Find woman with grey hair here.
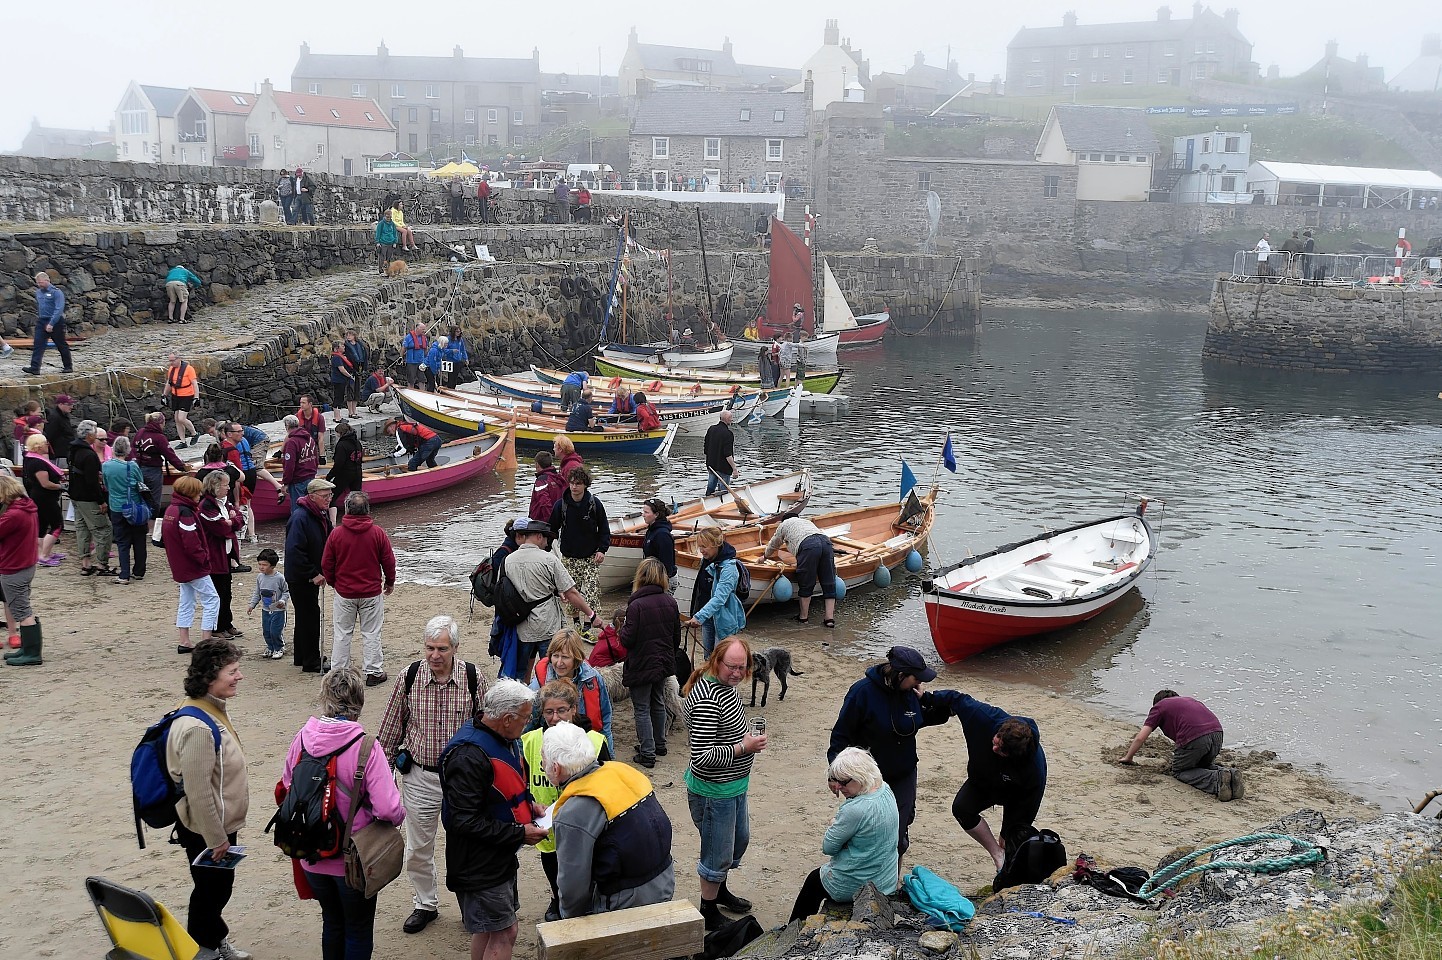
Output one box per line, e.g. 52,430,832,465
280,666,405,959
102,435,148,584
199,469,243,641
787,747,900,921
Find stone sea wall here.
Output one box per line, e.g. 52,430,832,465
1205,277,1442,372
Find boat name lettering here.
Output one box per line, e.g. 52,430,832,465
957,600,1008,613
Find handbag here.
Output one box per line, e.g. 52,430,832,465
122,466,152,526
342,737,405,898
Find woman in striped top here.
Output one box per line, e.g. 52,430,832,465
682,636,768,929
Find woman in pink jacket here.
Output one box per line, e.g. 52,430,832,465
280,667,405,960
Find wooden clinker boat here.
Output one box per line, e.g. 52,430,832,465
396,387,674,454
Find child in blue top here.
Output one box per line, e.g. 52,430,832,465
248,548,290,659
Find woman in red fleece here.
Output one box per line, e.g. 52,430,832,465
164,475,221,654
0,475,42,665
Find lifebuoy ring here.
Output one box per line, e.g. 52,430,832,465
559,277,577,299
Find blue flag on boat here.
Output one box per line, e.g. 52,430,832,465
900,460,917,502
942,433,957,473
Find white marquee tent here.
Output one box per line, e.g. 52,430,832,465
1246,161,1442,208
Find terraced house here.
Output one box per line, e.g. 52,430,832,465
629,90,812,192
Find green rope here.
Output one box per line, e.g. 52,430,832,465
1136,832,1327,900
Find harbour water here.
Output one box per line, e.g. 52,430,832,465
379,308,1442,810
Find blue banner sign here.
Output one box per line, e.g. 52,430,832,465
1146,103,1299,117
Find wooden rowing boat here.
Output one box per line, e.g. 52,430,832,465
671,492,935,611
599,339,735,368
594,354,842,395
396,387,674,454
529,367,792,417
473,373,764,433
921,508,1158,663
600,470,813,594
250,428,513,523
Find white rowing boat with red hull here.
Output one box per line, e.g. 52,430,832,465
922,507,1158,663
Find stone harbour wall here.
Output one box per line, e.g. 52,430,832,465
0,224,612,334
1205,277,1442,372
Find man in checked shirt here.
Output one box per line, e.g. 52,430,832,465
377,614,485,935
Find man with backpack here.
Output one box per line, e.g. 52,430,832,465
500,517,601,680
375,614,485,935
528,452,566,529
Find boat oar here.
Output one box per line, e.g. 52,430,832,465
708,469,755,517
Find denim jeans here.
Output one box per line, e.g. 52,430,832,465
261,609,286,652
687,790,750,883
406,435,442,471
303,870,378,960
288,481,313,512
704,469,731,497
630,682,668,759
109,510,148,580
701,620,719,657
177,576,220,630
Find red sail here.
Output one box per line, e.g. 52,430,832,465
761,218,813,339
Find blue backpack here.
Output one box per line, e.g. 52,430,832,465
130,706,222,849
902,865,976,932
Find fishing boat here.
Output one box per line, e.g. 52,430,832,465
396,387,675,454
469,375,761,434
671,492,935,611
600,470,813,594
594,354,843,395
529,366,793,417
921,507,1158,663
249,427,514,523
751,220,890,348
598,339,735,369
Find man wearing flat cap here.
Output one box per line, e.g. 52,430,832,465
497,516,601,680
828,645,954,857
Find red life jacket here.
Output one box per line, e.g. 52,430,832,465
534,658,604,727
636,403,660,431
399,422,437,443
408,328,429,350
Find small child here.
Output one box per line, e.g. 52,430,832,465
587,608,628,668
248,548,289,659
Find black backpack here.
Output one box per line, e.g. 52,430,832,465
266,733,363,864
493,572,551,627
729,558,752,602
993,827,1067,891
405,660,480,717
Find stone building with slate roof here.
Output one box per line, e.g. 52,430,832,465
618,28,801,97
1036,105,1159,201
628,89,812,192
291,42,541,154
1008,4,1254,96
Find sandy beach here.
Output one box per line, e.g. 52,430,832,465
0,524,1374,960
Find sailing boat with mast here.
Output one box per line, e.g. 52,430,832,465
821,259,890,347
748,219,888,352
597,213,734,369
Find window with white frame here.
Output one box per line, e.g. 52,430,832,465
1088,152,1102,161
653,136,670,159
766,139,783,161
1101,72,1110,83
1123,68,1134,83
917,171,931,190
1117,155,1130,162
1220,175,1237,191
487,134,498,146
392,84,405,98
1134,155,1147,162
431,108,441,122
704,137,721,160
1124,45,1135,58
1026,72,1044,88
249,134,260,153
120,94,149,135
316,143,325,155
1091,46,1100,58
512,136,522,147
1103,46,1112,58
773,110,785,122
308,82,320,95
180,147,187,164
351,83,365,97
200,148,207,164
1164,43,1176,57
390,107,400,122
294,105,306,116
426,83,439,99
1104,154,1116,162
1158,70,1170,83
1067,47,1078,61
739,108,751,121
513,110,523,123
123,142,129,156
488,109,498,123
465,108,476,122
1192,63,1207,79
1043,175,1059,198
331,109,341,119
273,136,283,149
408,107,418,123
1224,136,1240,152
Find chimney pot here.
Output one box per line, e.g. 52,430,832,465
1062,11,1078,27
1157,5,1171,21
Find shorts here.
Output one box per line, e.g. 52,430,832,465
457,875,519,933
169,395,196,413
166,280,189,304
793,533,836,599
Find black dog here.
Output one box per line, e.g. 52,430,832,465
750,646,804,707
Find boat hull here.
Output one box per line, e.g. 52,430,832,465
474,374,763,432
600,341,734,368
594,355,842,395
837,313,890,347
738,332,839,363
251,430,510,523
921,512,1156,663
396,388,671,453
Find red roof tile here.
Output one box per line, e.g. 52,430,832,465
270,91,395,131
191,88,257,116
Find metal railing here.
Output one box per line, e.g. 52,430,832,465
1229,251,1442,288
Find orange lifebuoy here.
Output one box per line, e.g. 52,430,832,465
648,380,663,392
607,376,622,390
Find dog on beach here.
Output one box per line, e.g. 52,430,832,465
386,259,408,277
751,646,803,707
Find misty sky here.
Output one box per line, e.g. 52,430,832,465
8,0,1438,149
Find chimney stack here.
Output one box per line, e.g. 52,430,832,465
1157,5,1171,21
1325,40,1339,59
1062,11,1078,27
378,41,388,59
914,51,925,68
824,19,839,46
1357,53,1369,68
453,45,464,59
1223,7,1239,26
722,36,733,58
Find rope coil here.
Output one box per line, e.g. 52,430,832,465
1135,832,1327,900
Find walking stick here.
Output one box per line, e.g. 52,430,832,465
319,583,330,672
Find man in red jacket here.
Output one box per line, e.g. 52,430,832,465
281,414,319,511
321,491,396,685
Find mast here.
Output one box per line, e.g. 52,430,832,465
599,212,628,346
697,208,716,331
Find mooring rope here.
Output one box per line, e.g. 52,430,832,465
891,256,967,338
1135,832,1327,900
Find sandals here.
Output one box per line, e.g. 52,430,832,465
793,616,809,624
824,619,836,629
80,566,96,577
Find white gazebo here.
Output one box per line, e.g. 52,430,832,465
1245,161,1442,209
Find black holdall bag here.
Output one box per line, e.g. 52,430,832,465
993,827,1067,891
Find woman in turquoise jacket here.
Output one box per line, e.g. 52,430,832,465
789,747,900,921
374,209,399,274
685,528,746,656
